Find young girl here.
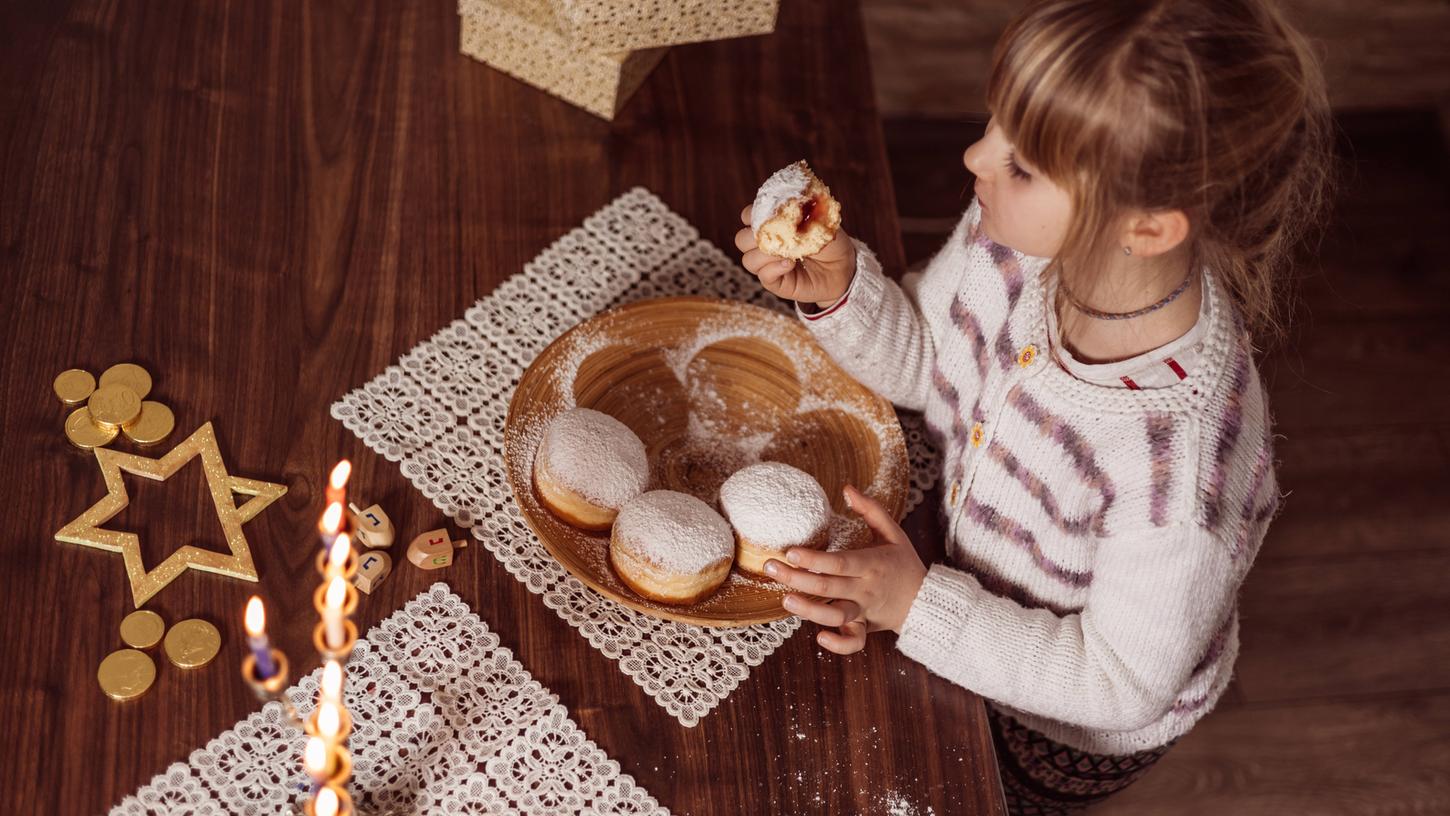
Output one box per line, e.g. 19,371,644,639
734,1,1332,812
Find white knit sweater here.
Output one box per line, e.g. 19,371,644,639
799,201,1277,755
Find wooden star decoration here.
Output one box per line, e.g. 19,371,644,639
55,421,287,608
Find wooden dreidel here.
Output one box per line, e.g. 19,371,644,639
354,550,392,595
348,502,395,549
406,528,468,570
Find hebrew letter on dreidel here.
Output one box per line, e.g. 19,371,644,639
355,550,393,594
348,502,395,549
407,529,454,570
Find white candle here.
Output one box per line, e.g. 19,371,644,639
321,660,343,707
323,577,347,649
304,735,330,785
314,787,339,816
325,532,351,579
317,700,342,743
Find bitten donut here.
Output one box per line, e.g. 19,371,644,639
610,490,735,606
532,407,649,531
718,462,830,577
750,160,843,260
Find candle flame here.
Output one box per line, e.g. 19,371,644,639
327,532,351,573
318,701,342,739
304,736,329,775
325,576,348,610
321,660,343,700
244,597,265,636
314,787,339,816
320,502,344,535
328,460,352,491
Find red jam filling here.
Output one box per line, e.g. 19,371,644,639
796,196,821,233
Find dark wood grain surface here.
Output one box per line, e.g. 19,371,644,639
0,1,1004,813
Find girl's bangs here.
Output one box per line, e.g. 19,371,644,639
984,3,1138,189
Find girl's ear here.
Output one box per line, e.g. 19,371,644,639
1121,209,1190,257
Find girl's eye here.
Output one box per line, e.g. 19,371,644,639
1005,151,1031,182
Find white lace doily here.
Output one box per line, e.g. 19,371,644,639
110,583,668,816
329,187,941,726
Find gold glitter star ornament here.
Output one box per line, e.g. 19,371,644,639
55,422,287,607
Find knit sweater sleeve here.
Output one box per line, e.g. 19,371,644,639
895,523,1241,731
793,235,941,412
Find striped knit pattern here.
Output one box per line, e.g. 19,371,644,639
1146,413,1177,527
1006,387,1116,537
964,497,1093,589
985,440,1097,536
799,201,1278,756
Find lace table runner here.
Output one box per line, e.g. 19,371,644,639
111,583,668,815
330,187,941,726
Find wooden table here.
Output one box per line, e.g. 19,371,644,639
0,1,1005,813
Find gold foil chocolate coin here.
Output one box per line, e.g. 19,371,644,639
122,401,176,446
99,363,153,400
88,384,142,429
65,407,118,449
119,609,166,649
164,618,221,669
53,369,96,405
98,648,156,701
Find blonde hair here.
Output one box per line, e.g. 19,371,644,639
986,0,1333,341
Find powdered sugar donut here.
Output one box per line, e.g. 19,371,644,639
750,160,842,260
610,490,735,605
533,408,649,531
718,462,830,576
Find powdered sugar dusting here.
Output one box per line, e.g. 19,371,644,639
797,393,904,496
551,327,620,405
537,408,648,507
663,315,824,386
614,490,734,573
507,298,911,612
720,462,829,550
750,160,812,235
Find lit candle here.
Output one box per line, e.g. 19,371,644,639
325,532,352,579
317,700,342,743
304,735,331,790
321,660,343,707
314,786,340,816
243,596,277,680
325,460,351,506
318,501,344,554
323,576,347,649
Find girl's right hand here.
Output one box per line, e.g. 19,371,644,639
734,205,857,308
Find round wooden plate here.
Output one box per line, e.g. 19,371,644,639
503,296,909,627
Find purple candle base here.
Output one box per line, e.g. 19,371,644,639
248,636,278,680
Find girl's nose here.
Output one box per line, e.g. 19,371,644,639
963,140,987,178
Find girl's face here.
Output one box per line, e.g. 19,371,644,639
963,119,1074,258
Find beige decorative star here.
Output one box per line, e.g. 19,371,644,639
55,421,287,608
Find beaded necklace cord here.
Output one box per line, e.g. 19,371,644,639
1060,270,1195,321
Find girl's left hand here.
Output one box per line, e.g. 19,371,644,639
764,484,928,654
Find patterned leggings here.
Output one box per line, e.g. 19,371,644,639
987,705,1175,815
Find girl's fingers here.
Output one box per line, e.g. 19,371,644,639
785,546,859,576
818,620,867,655
741,249,788,278
844,484,910,547
763,559,856,600
734,227,757,253
740,204,753,226
783,594,861,628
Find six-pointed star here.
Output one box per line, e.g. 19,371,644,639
55,421,287,607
